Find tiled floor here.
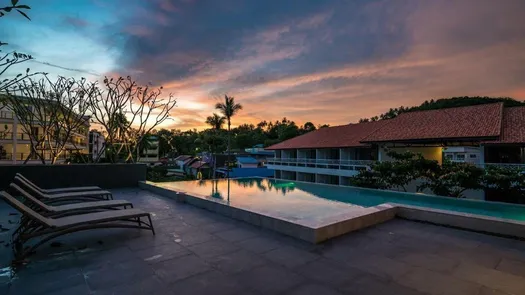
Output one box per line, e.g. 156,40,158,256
1,188,525,295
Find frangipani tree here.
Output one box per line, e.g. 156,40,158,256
5,76,95,164
87,76,176,163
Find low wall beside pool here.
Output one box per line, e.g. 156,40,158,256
0,164,147,190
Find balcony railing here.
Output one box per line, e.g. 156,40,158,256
267,158,373,170
0,111,14,119
481,163,525,170
0,132,32,140
0,152,69,161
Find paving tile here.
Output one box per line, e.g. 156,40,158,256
340,273,426,295
235,265,305,295
187,239,240,259
155,218,196,235
496,257,525,277
92,275,169,295
84,259,155,291
294,258,364,287
286,283,343,295
324,247,413,281
478,286,513,295
133,243,191,264
207,249,267,274
214,227,259,242
453,262,525,295
199,220,238,233
0,283,8,295
264,246,320,268
235,236,284,254
41,283,91,295
125,233,176,251
76,246,141,271
171,270,247,295
397,267,482,295
436,247,502,268
9,271,85,295
477,243,525,264
152,254,212,285
393,252,459,273
171,230,217,247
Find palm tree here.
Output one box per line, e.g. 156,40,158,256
205,113,226,178
215,95,243,178
205,113,226,130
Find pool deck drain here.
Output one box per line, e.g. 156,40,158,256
140,181,525,243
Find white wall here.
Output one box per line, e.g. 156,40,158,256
379,146,443,164
267,163,360,177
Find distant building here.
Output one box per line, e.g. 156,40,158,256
139,135,160,163
189,160,210,178
88,130,105,161
243,144,275,166
267,103,525,187
0,101,89,164
236,156,259,168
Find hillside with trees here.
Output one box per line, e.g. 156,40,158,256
359,96,525,122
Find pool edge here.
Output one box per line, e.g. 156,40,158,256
139,181,525,243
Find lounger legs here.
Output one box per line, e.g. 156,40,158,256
12,215,156,260
147,215,155,235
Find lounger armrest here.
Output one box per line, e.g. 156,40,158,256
50,190,112,198
44,186,103,194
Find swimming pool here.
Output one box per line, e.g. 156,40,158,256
157,177,525,221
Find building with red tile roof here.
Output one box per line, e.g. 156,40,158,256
486,106,525,145
266,102,525,187
266,120,389,150
361,103,504,144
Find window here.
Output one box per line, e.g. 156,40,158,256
445,154,453,160
456,154,465,160
469,154,477,159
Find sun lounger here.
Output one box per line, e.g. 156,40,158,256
10,183,133,218
16,173,104,193
1,191,154,259
14,176,113,203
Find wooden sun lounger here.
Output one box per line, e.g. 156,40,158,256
10,183,133,218
16,173,103,193
1,191,154,259
14,176,113,203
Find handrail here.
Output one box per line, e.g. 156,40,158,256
267,158,373,166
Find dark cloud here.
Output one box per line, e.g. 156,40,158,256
110,0,411,85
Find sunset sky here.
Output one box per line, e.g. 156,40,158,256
2,0,525,130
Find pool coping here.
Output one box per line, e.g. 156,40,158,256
139,181,525,243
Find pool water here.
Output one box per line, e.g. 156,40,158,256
158,178,525,221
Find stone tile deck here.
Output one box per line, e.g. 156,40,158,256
1,188,525,295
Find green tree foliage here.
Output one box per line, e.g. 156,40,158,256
418,161,485,198
0,0,31,20
359,96,525,122
351,150,439,192
152,116,324,158
483,165,525,202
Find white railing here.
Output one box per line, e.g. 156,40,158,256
482,163,525,170
267,158,374,167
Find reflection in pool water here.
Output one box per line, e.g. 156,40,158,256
162,178,525,221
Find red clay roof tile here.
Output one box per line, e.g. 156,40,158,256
266,120,389,150
487,106,525,144
361,103,503,143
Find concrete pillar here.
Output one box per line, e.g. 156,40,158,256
12,114,17,164
479,145,485,166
